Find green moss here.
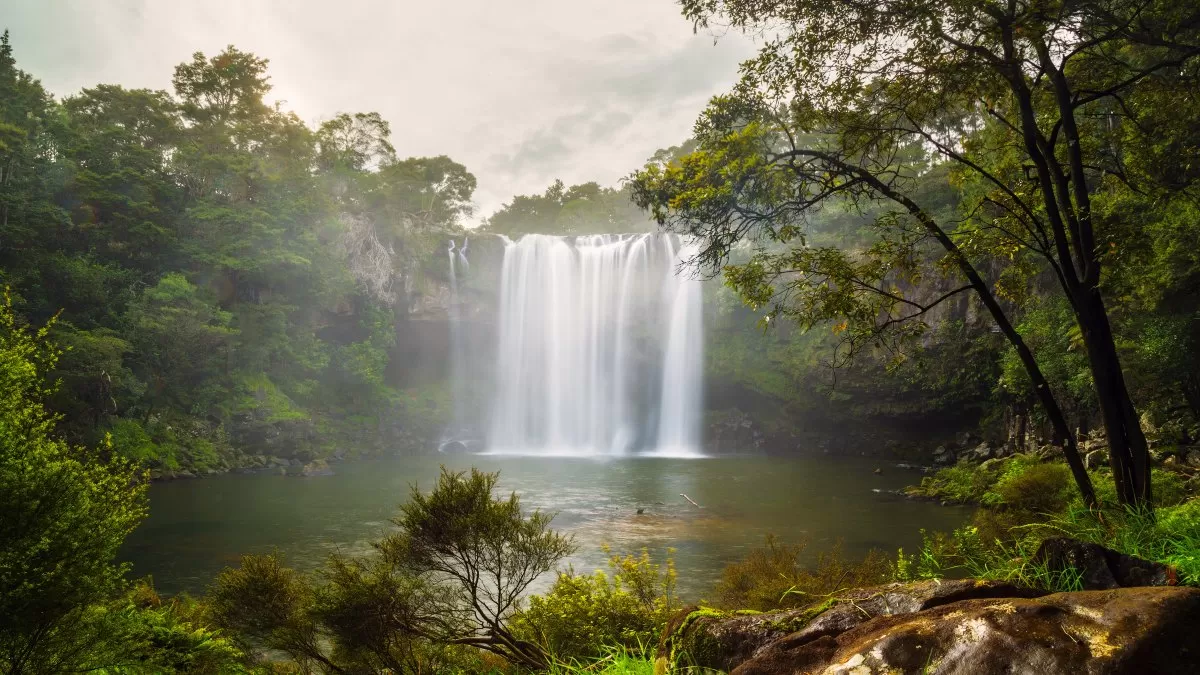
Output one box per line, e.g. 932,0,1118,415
664,607,728,669
765,596,839,634
906,461,1003,504
232,373,308,423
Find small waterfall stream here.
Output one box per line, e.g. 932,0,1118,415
444,238,472,446
486,233,704,456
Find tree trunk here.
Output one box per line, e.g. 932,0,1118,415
1075,287,1152,507
1015,403,1027,451
839,159,1099,508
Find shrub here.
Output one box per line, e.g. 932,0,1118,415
379,467,576,670
206,553,334,672
514,548,677,661
981,457,1071,514
1086,467,1191,508
714,536,892,611
108,418,161,464
0,292,149,673
208,468,576,672
112,580,249,673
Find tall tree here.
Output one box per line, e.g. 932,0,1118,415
60,85,183,274
483,179,652,237
635,0,1200,507
317,111,397,173
0,31,65,268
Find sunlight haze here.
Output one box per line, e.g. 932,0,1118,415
5,0,755,220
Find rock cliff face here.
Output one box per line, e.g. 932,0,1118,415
659,579,1200,674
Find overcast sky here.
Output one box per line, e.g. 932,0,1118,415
5,1,756,223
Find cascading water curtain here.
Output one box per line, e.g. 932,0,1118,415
488,233,704,456
444,239,472,444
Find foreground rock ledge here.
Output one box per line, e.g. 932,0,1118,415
658,580,1200,674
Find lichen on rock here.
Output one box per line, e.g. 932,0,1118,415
657,581,1200,674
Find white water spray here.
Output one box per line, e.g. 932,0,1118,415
487,233,704,457
445,239,470,441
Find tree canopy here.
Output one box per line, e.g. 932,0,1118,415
634,0,1200,507
0,35,479,474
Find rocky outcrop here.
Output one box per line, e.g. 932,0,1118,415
708,408,766,453
659,580,1040,672
659,581,1200,674
930,435,1019,466
284,458,333,477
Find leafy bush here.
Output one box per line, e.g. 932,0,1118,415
0,292,149,673
111,580,249,673
713,536,892,611
208,468,576,672
1087,467,1191,508
514,548,677,661
108,418,163,465
982,458,1071,514
206,553,333,671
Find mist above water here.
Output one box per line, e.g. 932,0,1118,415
486,233,704,457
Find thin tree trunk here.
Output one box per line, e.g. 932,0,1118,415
1016,403,1027,450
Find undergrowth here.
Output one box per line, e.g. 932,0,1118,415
899,452,1200,592
513,548,678,662
713,535,892,611
905,496,1200,591
543,644,655,675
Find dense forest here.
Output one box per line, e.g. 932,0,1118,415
0,34,484,476
4,0,1200,671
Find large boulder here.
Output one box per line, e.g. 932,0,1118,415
660,582,1200,674
659,580,1041,672
1034,537,1173,589
931,445,954,466
960,441,996,463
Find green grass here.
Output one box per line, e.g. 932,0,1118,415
545,644,657,675
1041,502,1200,584
913,498,1200,591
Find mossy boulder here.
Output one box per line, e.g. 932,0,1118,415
660,582,1200,674
658,579,1036,671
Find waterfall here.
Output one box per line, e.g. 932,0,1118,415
487,233,704,457
656,241,704,455
444,239,471,445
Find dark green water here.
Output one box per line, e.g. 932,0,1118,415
122,454,968,599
